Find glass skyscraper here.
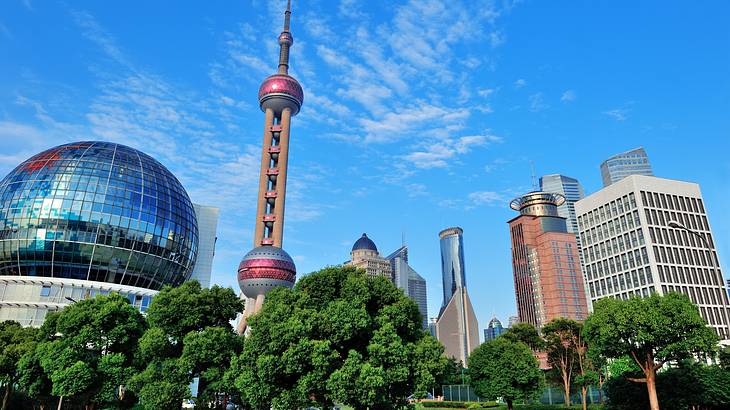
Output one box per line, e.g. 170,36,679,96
190,204,219,289
483,317,505,342
385,245,428,329
600,147,654,187
439,227,466,309
540,174,585,236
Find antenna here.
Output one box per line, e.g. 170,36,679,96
529,160,538,191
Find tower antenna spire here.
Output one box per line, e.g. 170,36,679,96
530,160,538,191
277,0,294,74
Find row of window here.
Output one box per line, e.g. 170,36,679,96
644,208,709,233
578,192,636,230
652,245,716,268
584,246,650,280
580,210,641,248
588,266,653,298
583,228,645,264
658,265,723,287
649,226,714,249
640,190,705,214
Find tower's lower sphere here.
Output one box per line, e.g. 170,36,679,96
237,246,296,298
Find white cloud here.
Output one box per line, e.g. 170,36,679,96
468,191,505,206
603,108,629,121
404,133,501,169
561,90,576,102
529,92,548,112
514,78,527,88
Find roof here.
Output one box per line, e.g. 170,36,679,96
352,233,378,252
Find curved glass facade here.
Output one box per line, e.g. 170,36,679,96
0,141,198,290
439,228,466,308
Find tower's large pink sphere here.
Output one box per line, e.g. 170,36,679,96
258,74,303,115
237,246,296,298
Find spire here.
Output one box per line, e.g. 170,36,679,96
277,0,294,75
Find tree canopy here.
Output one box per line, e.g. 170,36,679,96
502,322,543,351
584,292,718,410
0,321,38,410
468,337,542,410
226,265,448,410
130,281,243,410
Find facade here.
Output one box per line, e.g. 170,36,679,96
540,174,585,236
575,175,730,340
483,316,506,342
237,1,303,334
600,147,653,187
385,245,428,329
190,204,219,288
0,141,198,326
508,192,588,331
348,233,393,279
508,315,519,328
435,227,479,364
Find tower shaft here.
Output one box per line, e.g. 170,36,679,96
253,107,293,248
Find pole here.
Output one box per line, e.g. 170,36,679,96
57,396,63,410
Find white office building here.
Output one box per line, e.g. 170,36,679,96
576,175,730,340
191,204,219,288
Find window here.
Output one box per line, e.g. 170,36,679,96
40,285,51,297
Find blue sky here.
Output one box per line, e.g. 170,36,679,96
1,0,729,334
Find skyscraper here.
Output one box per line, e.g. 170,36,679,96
435,227,479,365
191,204,219,289
539,174,585,236
483,317,506,342
600,147,654,187
508,192,588,331
236,1,302,335
575,175,730,340
385,245,428,329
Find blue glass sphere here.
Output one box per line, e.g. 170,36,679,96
0,141,198,290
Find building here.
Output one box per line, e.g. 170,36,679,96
0,141,199,326
348,233,393,279
540,174,585,237
190,204,219,288
236,2,302,334
435,227,479,365
483,316,506,342
508,315,519,328
508,192,588,331
575,175,730,340
385,245,428,329
600,147,653,187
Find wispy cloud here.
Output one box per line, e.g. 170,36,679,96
603,107,629,121
468,191,506,207
514,78,527,88
561,90,576,102
529,92,548,112
405,134,502,169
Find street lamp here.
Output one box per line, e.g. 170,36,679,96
64,296,77,304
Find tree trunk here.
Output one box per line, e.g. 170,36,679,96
56,396,63,410
2,382,10,410
507,398,513,410
563,374,571,406
646,368,660,410
581,386,587,410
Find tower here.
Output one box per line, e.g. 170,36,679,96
435,227,479,364
237,0,303,334
508,192,588,331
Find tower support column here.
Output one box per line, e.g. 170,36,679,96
272,107,291,247
254,108,276,246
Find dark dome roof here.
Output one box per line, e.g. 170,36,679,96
488,317,503,328
352,233,377,252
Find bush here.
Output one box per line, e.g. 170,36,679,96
419,401,499,408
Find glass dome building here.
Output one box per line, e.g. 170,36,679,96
0,141,198,326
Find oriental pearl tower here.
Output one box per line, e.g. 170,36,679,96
236,0,303,335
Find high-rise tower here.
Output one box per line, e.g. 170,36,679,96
236,0,303,334
435,227,479,365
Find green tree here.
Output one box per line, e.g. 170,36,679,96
130,281,243,410
0,321,38,410
31,293,146,410
16,348,54,409
584,292,718,410
542,318,580,406
468,337,543,410
226,265,447,410
719,345,730,370
502,322,543,351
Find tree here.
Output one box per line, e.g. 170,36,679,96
468,337,543,410
31,293,147,410
584,292,718,410
17,348,54,410
130,281,243,410
502,322,543,351
719,345,730,370
0,321,38,410
542,318,580,406
226,265,448,410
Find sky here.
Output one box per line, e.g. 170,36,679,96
1,0,729,336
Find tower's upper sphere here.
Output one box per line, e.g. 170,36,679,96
238,246,296,298
258,74,304,116
0,141,198,289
